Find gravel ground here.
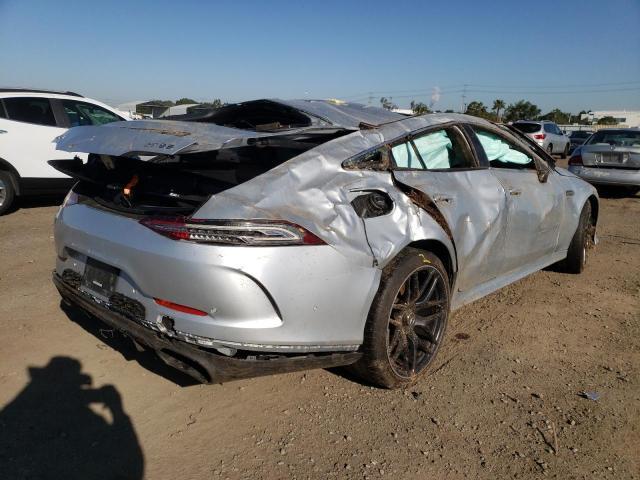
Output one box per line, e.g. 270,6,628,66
0,166,638,479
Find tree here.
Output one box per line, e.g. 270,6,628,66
410,100,431,115
492,99,506,121
465,101,496,120
540,108,571,124
380,97,397,111
503,100,541,122
597,116,618,125
175,98,197,105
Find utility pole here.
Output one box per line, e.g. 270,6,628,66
461,83,468,113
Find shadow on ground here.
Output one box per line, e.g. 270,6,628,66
0,356,144,480
595,185,639,199
61,302,199,387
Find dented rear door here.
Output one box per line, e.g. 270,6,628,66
390,126,509,293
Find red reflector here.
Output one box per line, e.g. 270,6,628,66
154,298,208,316
533,133,546,140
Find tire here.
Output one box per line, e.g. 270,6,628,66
351,248,450,389
547,143,554,155
563,202,593,274
0,171,16,216
561,143,569,159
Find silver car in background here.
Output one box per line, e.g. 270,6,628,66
569,128,640,194
513,120,570,158
50,101,599,388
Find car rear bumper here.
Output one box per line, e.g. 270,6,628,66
568,165,640,187
54,204,379,351
53,272,361,383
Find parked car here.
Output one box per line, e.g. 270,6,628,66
50,100,598,388
512,120,570,158
568,128,640,194
567,130,594,154
0,88,127,215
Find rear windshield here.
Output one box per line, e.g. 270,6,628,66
586,130,640,147
570,131,592,139
512,122,541,134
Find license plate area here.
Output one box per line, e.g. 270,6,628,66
595,153,623,164
81,258,119,300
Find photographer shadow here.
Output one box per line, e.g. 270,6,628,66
0,356,144,480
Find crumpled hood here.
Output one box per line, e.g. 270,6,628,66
54,119,338,157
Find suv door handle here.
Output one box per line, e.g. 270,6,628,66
0,129,7,134
509,189,522,196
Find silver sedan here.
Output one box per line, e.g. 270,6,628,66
50,100,599,388
568,128,640,194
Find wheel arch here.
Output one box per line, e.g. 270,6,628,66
0,157,21,195
405,239,456,288
586,194,599,226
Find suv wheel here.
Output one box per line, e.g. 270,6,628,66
547,144,553,155
561,143,569,159
0,171,17,216
352,248,450,388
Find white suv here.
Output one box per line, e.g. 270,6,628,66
0,89,128,215
512,120,570,158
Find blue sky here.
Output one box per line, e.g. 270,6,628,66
1,0,639,113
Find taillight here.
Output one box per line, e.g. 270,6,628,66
533,133,546,140
569,153,583,166
154,298,208,316
139,217,325,246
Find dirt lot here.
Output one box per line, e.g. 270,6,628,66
1,165,638,479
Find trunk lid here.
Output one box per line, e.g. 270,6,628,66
580,144,640,168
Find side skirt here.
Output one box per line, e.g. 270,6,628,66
451,250,567,311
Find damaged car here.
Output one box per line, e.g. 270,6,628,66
50,99,599,388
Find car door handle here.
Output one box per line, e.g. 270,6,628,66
433,194,454,204
0,129,7,134
565,190,575,197
508,189,522,196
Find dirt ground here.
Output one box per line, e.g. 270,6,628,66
1,162,638,479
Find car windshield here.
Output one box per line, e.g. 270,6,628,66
586,130,640,147
570,131,592,139
512,122,540,134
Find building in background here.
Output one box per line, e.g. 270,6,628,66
115,101,200,119
580,110,640,127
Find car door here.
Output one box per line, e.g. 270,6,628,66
0,97,70,179
390,124,510,293
467,126,564,273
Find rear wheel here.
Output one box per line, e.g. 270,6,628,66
561,143,569,159
0,171,16,216
563,202,593,274
547,143,554,155
352,248,450,389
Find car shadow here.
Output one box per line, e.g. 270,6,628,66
17,193,67,210
0,356,144,479
595,185,639,199
61,301,199,387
